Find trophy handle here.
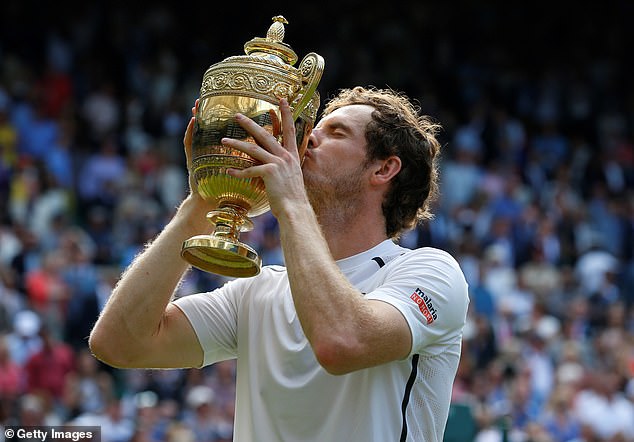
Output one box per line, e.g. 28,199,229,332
291,52,325,120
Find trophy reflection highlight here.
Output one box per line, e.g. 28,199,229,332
181,16,324,278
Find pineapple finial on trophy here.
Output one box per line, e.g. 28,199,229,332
244,15,297,65
267,16,288,42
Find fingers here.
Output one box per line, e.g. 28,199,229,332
231,99,297,155
184,101,199,193
231,113,283,155
221,98,302,178
270,108,282,139
221,136,277,164
280,99,297,154
184,99,199,150
192,98,199,117
226,163,271,180
183,116,195,156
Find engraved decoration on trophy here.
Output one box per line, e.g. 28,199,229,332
181,16,324,278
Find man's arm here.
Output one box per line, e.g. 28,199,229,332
223,101,412,375
279,203,413,375
89,112,210,369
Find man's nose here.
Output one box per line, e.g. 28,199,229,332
307,129,319,149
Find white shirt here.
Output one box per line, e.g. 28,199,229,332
574,389,634,439
175,239,469,442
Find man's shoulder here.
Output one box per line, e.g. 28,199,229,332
202,265,288,299
247,264,289,287
384,246,468,294
262,264,287,274
229,264,287,283
390,246,461,269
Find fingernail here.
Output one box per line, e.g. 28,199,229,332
235,113,244,120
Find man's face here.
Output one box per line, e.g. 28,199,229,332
301,104,374,214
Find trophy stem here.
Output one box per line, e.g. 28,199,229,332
207,205,254,242
181,204,261,278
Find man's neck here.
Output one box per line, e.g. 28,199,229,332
318,211,389,261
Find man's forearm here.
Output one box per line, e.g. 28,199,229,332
278,202,372,372
278,199,412,374
89,195,212,364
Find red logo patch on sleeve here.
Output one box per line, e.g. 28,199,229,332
410,288,438,324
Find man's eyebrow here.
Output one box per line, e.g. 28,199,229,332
322,120,353,134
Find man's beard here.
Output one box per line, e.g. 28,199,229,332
303,163,367,227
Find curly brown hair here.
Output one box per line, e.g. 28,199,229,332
322,86,442,239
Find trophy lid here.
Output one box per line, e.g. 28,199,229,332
244,16,298,66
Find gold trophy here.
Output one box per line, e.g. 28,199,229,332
181,16,324,278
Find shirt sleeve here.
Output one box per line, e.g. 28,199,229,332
172,277,252,367
365,248,469,357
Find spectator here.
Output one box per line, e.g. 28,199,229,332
5,309,42,367
63,348,114,418
573,369,634,440
100,399,136,442
183,385,231,442
25,326,75,402
0,265,25,332
77,136,127,211
81,81,121,143
0,334,22,399
24,249,71,331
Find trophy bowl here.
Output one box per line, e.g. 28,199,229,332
181,16,324,278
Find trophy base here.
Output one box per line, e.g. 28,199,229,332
181,235,261,278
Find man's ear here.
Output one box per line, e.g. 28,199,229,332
370,155,401,185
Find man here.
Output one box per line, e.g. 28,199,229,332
89,86,469,441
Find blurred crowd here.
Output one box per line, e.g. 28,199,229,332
1,2,633,441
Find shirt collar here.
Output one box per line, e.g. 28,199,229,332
335,239,402,273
